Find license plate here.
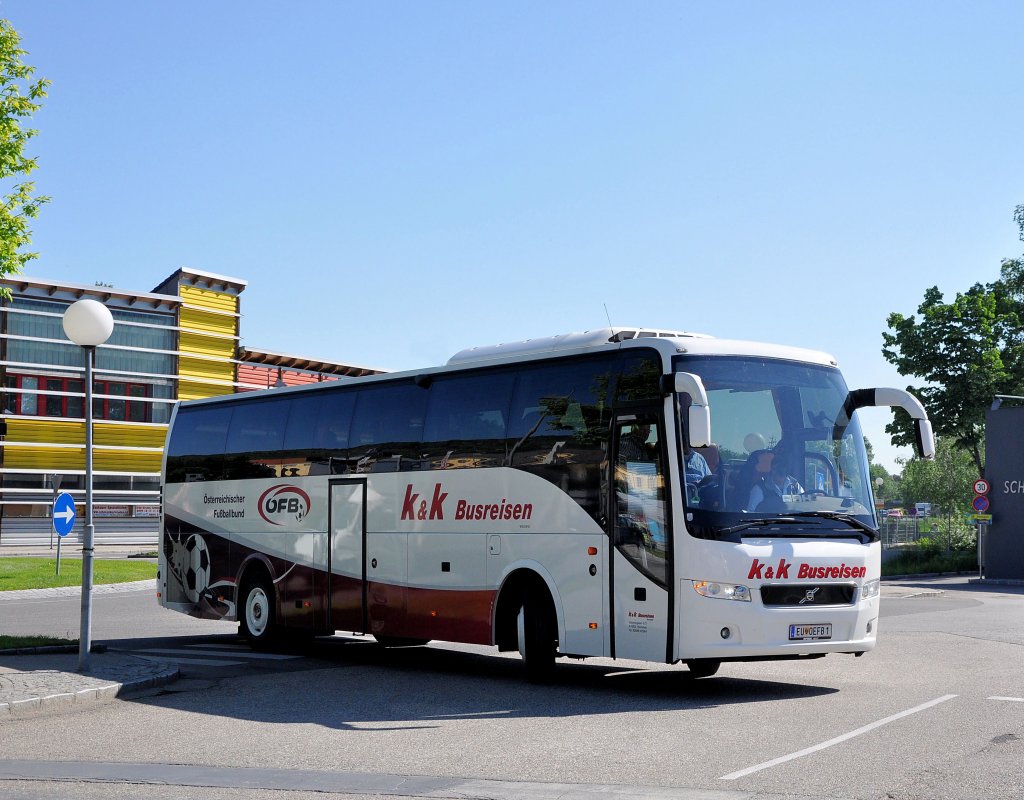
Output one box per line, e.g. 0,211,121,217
789,623,832,641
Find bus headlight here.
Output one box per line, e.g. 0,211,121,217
861,579,880,600
692,580,751,602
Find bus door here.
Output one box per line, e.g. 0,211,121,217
328,479,367,633
610,412,672,663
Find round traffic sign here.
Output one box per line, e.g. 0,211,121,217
52,491,77,537
973,479,990,495
972,495,990,513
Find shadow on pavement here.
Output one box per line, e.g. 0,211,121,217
109,632,838,731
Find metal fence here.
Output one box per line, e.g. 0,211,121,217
0,516,158,549
880,513,972,552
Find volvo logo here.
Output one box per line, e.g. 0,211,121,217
799,587,821,605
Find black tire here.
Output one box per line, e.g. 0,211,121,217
518,594,557,683
685,658,721,678
239,575,277,648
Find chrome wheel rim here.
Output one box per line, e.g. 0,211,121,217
246,586,269,637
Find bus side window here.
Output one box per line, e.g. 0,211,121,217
309,391,355,474
165,405,233,483
348,383,428,473
615,352,662,402
506,358,613,520
422,371,513,469
224,398,290,480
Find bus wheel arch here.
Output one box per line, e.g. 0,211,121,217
494,567,560,682
237,557,278,647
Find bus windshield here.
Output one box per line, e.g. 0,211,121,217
674,355,877,541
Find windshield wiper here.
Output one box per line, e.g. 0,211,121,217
717,517,803,535
787,511,878,535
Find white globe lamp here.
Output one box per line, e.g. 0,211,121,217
62,298,114,347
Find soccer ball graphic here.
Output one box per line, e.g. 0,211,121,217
182,534,211,603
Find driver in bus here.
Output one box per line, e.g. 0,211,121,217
684,444,711,482
747,451,803,512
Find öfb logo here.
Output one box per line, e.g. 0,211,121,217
258,484,311,525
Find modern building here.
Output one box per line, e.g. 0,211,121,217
982,401,1024,581
0,268,380,547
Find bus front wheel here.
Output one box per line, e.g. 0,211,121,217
239,576,277,647
685,659,721,678
517,596,557,683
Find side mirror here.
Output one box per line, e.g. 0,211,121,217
673,372,711,448
843,387,936,459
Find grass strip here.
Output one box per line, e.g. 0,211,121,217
0,634,77,650
0,557,156,592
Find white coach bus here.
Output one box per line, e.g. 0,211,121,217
158,328,934,680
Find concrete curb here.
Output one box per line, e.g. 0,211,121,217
0,644,106,657
0,579,156,600
0,654,179,720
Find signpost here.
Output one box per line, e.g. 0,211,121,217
52,491,77,576
972,478,991,580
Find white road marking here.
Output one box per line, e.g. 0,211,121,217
131,654,246,667
140,647,299,660
988,696,1024,702
719,694,958,781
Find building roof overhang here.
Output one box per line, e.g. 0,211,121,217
238,347,385,378
1,275,181,311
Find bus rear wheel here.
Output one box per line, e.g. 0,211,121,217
685,659,721,678
517,596,557,683
239,576,277,648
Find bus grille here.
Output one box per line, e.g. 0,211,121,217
760,584,857,606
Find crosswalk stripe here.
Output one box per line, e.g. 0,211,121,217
140,647,299,661
132,654,247,667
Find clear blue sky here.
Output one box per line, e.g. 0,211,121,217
4,1,1023,472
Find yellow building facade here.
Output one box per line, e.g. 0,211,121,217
0,268,245,546
0,267,383,548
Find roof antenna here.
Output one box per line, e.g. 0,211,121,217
604,303,623,346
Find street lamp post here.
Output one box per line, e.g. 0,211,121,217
62,299,114,672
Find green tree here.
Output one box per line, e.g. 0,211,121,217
897,438,976,516
862,437,895,503
0,19,49,293
882,207,1024,475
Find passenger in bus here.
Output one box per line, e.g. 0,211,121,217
747,452,803,512
618,423,653,462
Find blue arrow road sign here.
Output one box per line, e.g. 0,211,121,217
52,492,77,537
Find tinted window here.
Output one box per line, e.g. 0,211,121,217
283,393,325,452
222,398,291,480
613,417,669,587
422,371,513,469
309,391,355,474
348,383,428,472
616,351,662,402
165,404,233,483
168,405,232,457
507,357,613,519
226,399,289,455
